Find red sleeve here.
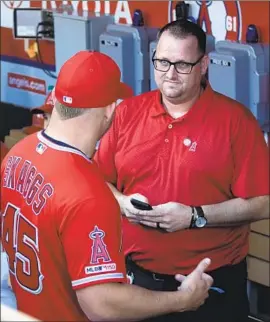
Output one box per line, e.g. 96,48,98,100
94,102,125,184
231,110,269,198
59,197,127,290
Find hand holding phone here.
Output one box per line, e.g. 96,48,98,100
130,198,153,211
130,198,166,232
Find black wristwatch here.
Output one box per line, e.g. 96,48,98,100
189,206,207,229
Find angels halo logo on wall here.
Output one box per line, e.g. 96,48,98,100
2,1,23,9
168,0,242,42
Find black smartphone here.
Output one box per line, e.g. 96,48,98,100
130,198,153,211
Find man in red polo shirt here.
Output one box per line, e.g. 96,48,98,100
1,51,213,321
95,20,269,322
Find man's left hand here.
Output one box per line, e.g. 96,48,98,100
135,202,192,232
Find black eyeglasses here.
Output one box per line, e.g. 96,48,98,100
152,50,204,74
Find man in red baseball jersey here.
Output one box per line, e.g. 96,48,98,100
95,20,269,322
1,92,54,311
1,51,213,321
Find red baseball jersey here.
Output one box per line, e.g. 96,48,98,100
95,84,269,275
1,142,9,164
1,131,126,321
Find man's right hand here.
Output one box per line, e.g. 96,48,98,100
118,193,149,224
175,258,213,312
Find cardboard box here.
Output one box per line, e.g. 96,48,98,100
9,129,27,141
249,232,270,261
247,256,270,287
251,220,270,236
4,135,18,149
4,129,28,149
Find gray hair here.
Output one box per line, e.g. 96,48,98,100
54,100,89,120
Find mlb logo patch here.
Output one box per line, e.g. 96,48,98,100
63,96,73,104
36,142,47,155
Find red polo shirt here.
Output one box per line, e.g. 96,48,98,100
95,85,269,274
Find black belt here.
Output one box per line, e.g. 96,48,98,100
126,256,177,282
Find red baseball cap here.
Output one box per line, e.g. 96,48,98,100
31,91,54,114
54,51,133,108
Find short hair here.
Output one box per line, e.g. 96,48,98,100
157,20,206,54
54,100,88,120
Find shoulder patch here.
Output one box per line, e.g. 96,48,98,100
89,225,111,264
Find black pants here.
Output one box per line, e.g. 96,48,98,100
126,257,250,322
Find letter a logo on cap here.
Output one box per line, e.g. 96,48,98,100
63,96,73,104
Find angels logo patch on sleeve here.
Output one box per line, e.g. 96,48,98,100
89,225,111,264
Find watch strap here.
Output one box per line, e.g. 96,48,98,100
194,206,205,218
189,206,205,229
189,206,197,229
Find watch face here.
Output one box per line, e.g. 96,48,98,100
195,216,207,228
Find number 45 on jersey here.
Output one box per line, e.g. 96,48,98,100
2,203,43,294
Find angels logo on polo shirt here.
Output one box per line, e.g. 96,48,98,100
168,1,242,42
89,225,111,264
